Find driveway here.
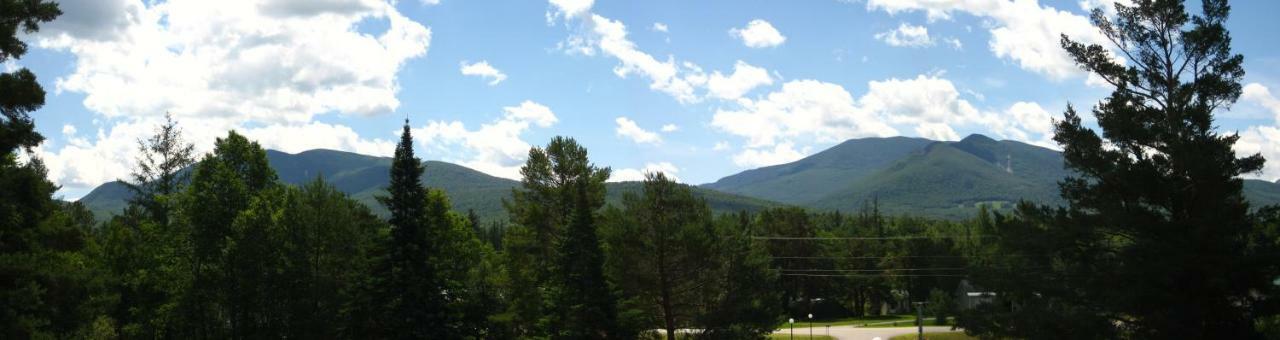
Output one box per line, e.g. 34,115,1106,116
772,325,958,340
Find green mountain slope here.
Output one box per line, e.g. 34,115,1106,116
705,134,1280,219
703,136,933,203
79,149,778,222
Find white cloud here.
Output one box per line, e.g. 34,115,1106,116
241,122,396,157
40,0,431,123
548,0,593,21
34,0,431,198
707,60,773,100
732,142,808,168
62,125,77,136
945,38,963,50
875,23,933,47
713,141,730,151
414,101,559,179
866,0,1112,81
1236,126,1280,181
1244,83,1280,122
421,0,440,5
615,117,662,145
712,79,898,149
712,74,1060,167
651,22,668,33
552,6,777,104
730,19,786,48
661,124,679,132
460,60,507,85
588,14,708,103
611,162,680,182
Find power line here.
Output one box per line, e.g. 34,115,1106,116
774,268,968,273
780,274,968,278
770,255,974,259
751,235,994,240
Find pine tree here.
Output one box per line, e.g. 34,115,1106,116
124,113,196,227
375,119,448,338
550,182,618,339
603,172,717,340
502,136,613,337
961,1,1278,338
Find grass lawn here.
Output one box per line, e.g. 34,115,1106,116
779,314,916,328
888,331,977,340
860,318,954,328
768,334,836,340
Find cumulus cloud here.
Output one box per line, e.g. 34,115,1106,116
651,22,668,32
875,23,934,47
460,60,507,85
548,0,593,21
713,74,1059,167
730,19,787,48
34,0,431,197
40,0,430,122
611,162,680,182
1236,126,1280,181
707,60,773,100
661,124,679,132
615,117,662,145
866,0,1112,81
1244,83,1280,122
414,101,558,179
732,142,808,168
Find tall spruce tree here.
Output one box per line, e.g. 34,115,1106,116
960,1,1278,338
550,182,618,339
376,119,449,338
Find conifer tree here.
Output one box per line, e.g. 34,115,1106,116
961,1,1279,338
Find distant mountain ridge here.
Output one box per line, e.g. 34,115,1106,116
80,136,1280,222
705,134,1280,219
78,149,780,223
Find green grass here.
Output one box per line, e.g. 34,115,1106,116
889,331,977,340
860,318,954,328
768,334,835,340
777,314,916,328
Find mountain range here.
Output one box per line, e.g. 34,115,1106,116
79,134,1280,222
77,149,780,223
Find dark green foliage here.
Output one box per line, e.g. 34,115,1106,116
372,121,495,339
0,0,59,153
550,183,618,338
603,173,719,340
502,136,618,338
80,149,780,222
0,2,103,337
695,212,783,339
960,1,1279,338
123,113,196,227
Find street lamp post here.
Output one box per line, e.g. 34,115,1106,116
789,318,794,340
808,313,813,339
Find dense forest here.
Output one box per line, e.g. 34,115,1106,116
5,0,1280,339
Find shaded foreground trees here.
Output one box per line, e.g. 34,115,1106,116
959,0,1280,338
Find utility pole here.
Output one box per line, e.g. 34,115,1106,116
913,301,926,340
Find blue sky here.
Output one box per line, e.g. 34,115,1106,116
16,0,1280,200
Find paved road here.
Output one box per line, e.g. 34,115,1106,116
772,325,958,340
